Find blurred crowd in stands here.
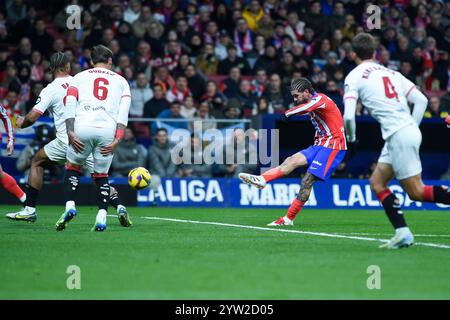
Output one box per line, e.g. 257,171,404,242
1,0,450,179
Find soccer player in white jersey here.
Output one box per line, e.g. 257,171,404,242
60,45,131,232
5,52,131,228
344,33,450,249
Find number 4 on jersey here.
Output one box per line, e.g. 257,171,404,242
382,76,399,101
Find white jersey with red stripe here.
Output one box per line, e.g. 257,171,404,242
33,75,72,144
285,93,347,150
344,60,416,140
68,67,131,130
0,103,14,144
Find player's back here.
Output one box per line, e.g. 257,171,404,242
33,75,72,143
73,67,129,130
344,61,416,139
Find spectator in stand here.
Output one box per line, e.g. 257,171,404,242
166,75,192,103
242,0,265,31
143,83,170,119
29,50,45,82
253,44,279,75
193,101,217,132
111,128,147,177
424,96,449,118
201,80,227,118
153,65,176,95
12,37,32,65
253,96,273,115
185,64,206,102
124,0,142,25
179,134,211,178
262,73,292,114
180,96,196,120
130,72,153,118
218,45,251,76
2,87,22,117
153,101,189,134
29,19,54,56
221,67,242,99
215,128,258,178
251,69,268,98
233,17,254,55
399,60,416,83
196,43,219,76
148,128,178,178
131,5,161,39
324,80,343,112
235,79,257,117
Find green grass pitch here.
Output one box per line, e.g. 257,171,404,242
0,205,449,299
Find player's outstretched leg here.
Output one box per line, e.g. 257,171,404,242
370,163,414,249
5,149,52,222
1,168,31,221
91,174,110,232
110,186,132,227
268,173,316,226
56,164,80,231
239,152,308,189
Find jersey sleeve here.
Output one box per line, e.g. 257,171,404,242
285,94,324,117
0,105,14,143
33,86,54,115
116,79,131,126
65,77,79,120
343,72,359,101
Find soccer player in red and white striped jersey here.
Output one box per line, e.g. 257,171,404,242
239,78,347,226
0,104,26,207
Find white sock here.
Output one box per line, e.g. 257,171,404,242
65,201,76,211
117,204,125,213
97,209,107,224
20,194,26,203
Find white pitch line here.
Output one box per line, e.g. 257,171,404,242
142,216,450,250
336,232,450,238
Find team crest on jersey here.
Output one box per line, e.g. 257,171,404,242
84,105,90,111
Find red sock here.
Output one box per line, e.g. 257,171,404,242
0,172,25,202
261,167,284,182
376,189,393,203
423,185,434,202
286,198,305,221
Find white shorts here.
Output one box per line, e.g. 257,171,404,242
378,124,422,180
66,126,114,174
44,138,94,173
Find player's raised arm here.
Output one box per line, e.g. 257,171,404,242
285,95,323,117
399,74,428,125
1,104,15,155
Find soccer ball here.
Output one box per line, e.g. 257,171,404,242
128,167,152,190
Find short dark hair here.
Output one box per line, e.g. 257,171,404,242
352,33,376,60
290,77,314,93
49,52,70,73
90,45,113,64
156,128,168,135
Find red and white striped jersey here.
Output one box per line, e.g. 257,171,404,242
0,103,14,144
285,93,347,150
